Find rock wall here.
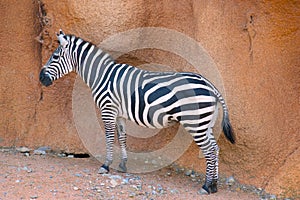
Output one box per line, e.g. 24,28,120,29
0,0,299,198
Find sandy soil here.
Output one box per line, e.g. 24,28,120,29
0,150,260,200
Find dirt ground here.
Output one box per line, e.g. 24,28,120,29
0,149,265,200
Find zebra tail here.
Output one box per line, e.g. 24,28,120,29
221,111,235,144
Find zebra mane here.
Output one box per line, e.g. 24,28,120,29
66,34,115,63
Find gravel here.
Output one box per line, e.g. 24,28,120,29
0,147,283,200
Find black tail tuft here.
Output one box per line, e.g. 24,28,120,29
222,113,235,144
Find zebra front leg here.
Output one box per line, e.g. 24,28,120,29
116,117,128,173
98,121,116,174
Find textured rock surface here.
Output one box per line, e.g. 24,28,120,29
0,0,299,198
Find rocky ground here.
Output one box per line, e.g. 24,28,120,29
0,147,282,200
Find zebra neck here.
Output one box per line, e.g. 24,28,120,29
77,43,115,90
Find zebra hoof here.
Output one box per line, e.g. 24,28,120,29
198,185,210,195
210,182,218,193
118,162,127,173
198,182,218,195
98,164,109,174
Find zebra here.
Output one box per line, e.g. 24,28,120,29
39,30,235,194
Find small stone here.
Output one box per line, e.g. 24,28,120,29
57,153,66,157
268,194,277,200
67,154,74,158
121,178,129,185
174,167,181,174
131,184,142,191
128,192,136,198
33,149,46,155
25,167,33,173
169,188,179,194
74,173,83,177
226,176,235,186
151,190,157,195
36,146,51,153
110,179,118,188
185,169,193,176
16,147,30,153
30,195,38,199
109,175,122,180
157,184,164,194
73,186,80,191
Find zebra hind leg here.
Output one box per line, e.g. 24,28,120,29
116,117,128,173
198,130,219,194
184,123,219,195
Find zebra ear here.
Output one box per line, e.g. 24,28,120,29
59,29,65,35
56,30,68,48
56,29,65,37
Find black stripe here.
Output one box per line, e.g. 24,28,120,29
81,43,93,66
76,41,85,64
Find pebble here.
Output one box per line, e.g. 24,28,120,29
16,147,30,153
38,146,51,151
33,149,46,155
266,194,277,200
109,175,122,180
74,173,83,177
169,188,179,194
30,195,38,199
22,166,33,173
24,152,30,157
128,192,136,198
165,171,171,176
185,169,193,176
57,153,67,157
110,179,118,188
226,176,235,186
73,186,80,191
157,184,164,194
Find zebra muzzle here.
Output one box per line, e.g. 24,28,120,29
39,69,52,87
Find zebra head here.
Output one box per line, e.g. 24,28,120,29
40,29,73,87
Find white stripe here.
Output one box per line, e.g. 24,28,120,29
126,68,139,121
91,53,111,89
151,100,215,127
86,49,102,87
